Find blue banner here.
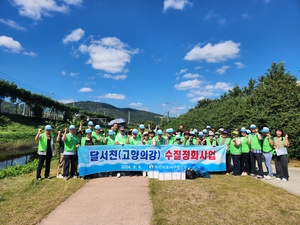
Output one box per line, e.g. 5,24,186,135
78,145,226,176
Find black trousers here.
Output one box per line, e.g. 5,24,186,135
250,152,263,176
240,153,250,174
36,154,52,179
226,154,232,173
63,155,76,177
274,155,289,180
232,154,241,175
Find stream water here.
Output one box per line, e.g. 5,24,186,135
0,150,38,169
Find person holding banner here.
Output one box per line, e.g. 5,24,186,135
182,130,190,145
140,132,152,145
230,131,241,176
239,127,251,176
217,130,231,174
174,135,183,145
205,131,218,147
62,125,80,180
273,127,289,181
127,129,141,145
138,124,145,139
152,130,165,146
187,131,197,145
165,128,175,145
115,126,127,145
105,130,116,145
261,127,274,180
92,125,105,145
196,132,206,145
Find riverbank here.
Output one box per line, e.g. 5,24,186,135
0,143,36,160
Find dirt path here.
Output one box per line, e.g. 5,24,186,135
38,176,152,225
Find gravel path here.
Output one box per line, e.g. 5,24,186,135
38,176,152,225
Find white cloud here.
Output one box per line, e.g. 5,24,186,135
195,66,202,70
190,96,205,102
23,51,37,56
216,65,229,74
242,13,250,19
70,72,79,77
174,79,202,90
63,0,82,5
103,74,127,80
10,0,69,20
184,40,241,63
129,102,143,107
59,99,75,104
61,71,66,75
79,37,139,73
163,0,191,12
0,18,27,31
182,73,201,79
175,68,188,75
205,82,233,91
235,62,246,68
203,10,219,20
0,35,23,52
219,18,226,25
79,87,93,92
186,90,216,98
98,93,126,100
63,28,85,44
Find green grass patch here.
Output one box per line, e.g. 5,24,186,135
0,159,88,225
149,175,300,225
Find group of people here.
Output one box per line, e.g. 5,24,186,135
35,121,290,181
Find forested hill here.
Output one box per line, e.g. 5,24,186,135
68,101,162,124
166,62,300,159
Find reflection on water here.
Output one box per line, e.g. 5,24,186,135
0,151,38,169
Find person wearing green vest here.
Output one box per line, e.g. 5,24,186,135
165,128,175,145
218,130,231,174
261,127,274,180
249,124,264,179
115,126,127,145
273,127,290,181
35,125,55,181
127,129,142,176
105,130,116,145
92,125,105,145
152,130,165,146
140,132,152,145
183,131,197,145
81,129,94,146
230,130,241,176
173,135,183,145
205,131,218,147
138,124,145,140
62,125,80,180
239,127,251,176
196,132,206,145
181,130,190,145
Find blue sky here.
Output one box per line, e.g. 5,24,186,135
0,0,299,117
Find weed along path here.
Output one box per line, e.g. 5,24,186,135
38,176,152,225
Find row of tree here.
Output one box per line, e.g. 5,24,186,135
0,80,79,121
165,62,300,159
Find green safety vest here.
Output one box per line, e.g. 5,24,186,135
205,137,217,146
249,133,262,150
106,137,115,145
116,133,127,144
64,133,79,154
262,136,273,153
240,136,250,153
129,136,141,145
230,138,241,155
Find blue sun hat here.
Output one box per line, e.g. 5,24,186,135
198,132,204,136
208,131,214,136
250,124,257,129
193,129,198,134
108,130,114,135
175,135,181,140
139,124,145,129
157,129,163,135
190,131,195,136
69,125,76,130
246,129,251,134
261,127,270,133
240,127,247,132
206,125,211,129
95,125,101,130
85,129,92,134
202,129,208,134
88,121,94,126
132,129,138,134
45,125,52,130
166,128,173,133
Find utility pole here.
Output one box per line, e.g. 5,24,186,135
128,111,130,125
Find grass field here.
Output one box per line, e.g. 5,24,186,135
149,175,300,225
0,159,87,225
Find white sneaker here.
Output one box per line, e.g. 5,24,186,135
282,178,287,181
143,171,147,177
117,173,121,178
57,174,64,178
73,175,78,178
276,178,281,180
265,176,273,180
